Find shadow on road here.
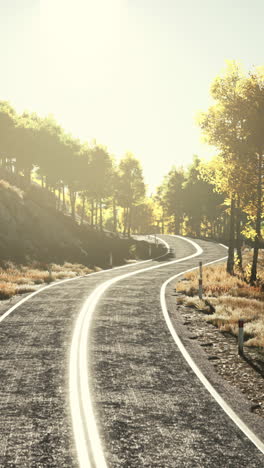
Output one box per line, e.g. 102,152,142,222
154,251,176,262
242,353,264,379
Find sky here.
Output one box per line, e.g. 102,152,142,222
1,0,264,193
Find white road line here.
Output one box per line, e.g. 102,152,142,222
0,235,168,468
160,256,264,455
0,234,233,466
70,236,205,468
219,243,228,249
0,236,168,325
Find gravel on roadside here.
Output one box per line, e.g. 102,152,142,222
174,294,264,419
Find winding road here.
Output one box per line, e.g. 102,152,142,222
0,235,264,467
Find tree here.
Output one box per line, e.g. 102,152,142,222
163,167,185,235
183,156,224,238
154,185,167,234
0,101,17,170
198,62,253,274
88,146,113,231
117,153,145,236
130,199,156,234
238,70,264,282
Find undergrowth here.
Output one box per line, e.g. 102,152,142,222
176,249,264,347
0,261,99,300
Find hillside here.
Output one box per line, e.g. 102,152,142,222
0,174,154,269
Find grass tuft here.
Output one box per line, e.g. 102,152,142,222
176,250,264,347
0,261,97,300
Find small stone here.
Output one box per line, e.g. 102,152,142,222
250,403,261,412
208,355,220,361
200,342,213,347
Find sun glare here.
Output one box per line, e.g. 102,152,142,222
38,0,123,88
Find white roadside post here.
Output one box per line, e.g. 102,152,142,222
149,243,152,258
48,264,52,282
109,251,113,268
238,319,244,355
198,261,203,299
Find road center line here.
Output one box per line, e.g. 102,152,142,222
69,236,205,467
0,235,169,325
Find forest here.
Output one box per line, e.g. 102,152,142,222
0,62,263,283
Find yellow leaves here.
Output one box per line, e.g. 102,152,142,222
241,223,257,241
254,66,264,82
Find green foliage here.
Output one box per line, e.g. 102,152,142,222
198,60,264,281
0,101,148,234
155,156,225,237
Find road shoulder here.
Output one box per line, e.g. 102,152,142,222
165,280,264,446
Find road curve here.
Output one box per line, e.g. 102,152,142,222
69,235,204,467
0,235,263,467
80,235,264,467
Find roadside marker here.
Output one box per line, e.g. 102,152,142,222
238,320,244,356
198,261,203,299
161,252,264,456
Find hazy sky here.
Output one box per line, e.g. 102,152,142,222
1,0,263,192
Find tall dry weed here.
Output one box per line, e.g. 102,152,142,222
176,251,264,347
0,261,96,300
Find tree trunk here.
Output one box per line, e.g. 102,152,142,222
250,153,262,284
91,199,94,227
95,200,98,227
99,198,103,231
69,188,76,221
128,206,132,236
81,194,86,225
223,211,228,241
210,220,214,238
196,220,201,238
123,207,128,235
236,197,243,269
62,185,66,212
227,196,235,275
174,212,179,235
113,197,117,232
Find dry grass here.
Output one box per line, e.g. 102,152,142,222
0,261,97,300
0,179,24,198
176,250,264,347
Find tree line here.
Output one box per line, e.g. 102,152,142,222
198,61,264,283
1,60,263,282
155,156,225,239
0,102,146,235
155,61,264,284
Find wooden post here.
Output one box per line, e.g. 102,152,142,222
149,244,152,258
198,261,203,299
238,319,244,355
48,264,52,283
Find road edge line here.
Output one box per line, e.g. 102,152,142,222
160,256,264,455
0,236,169,325
70,236,204,467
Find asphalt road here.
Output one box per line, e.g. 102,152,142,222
0,235,263,467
